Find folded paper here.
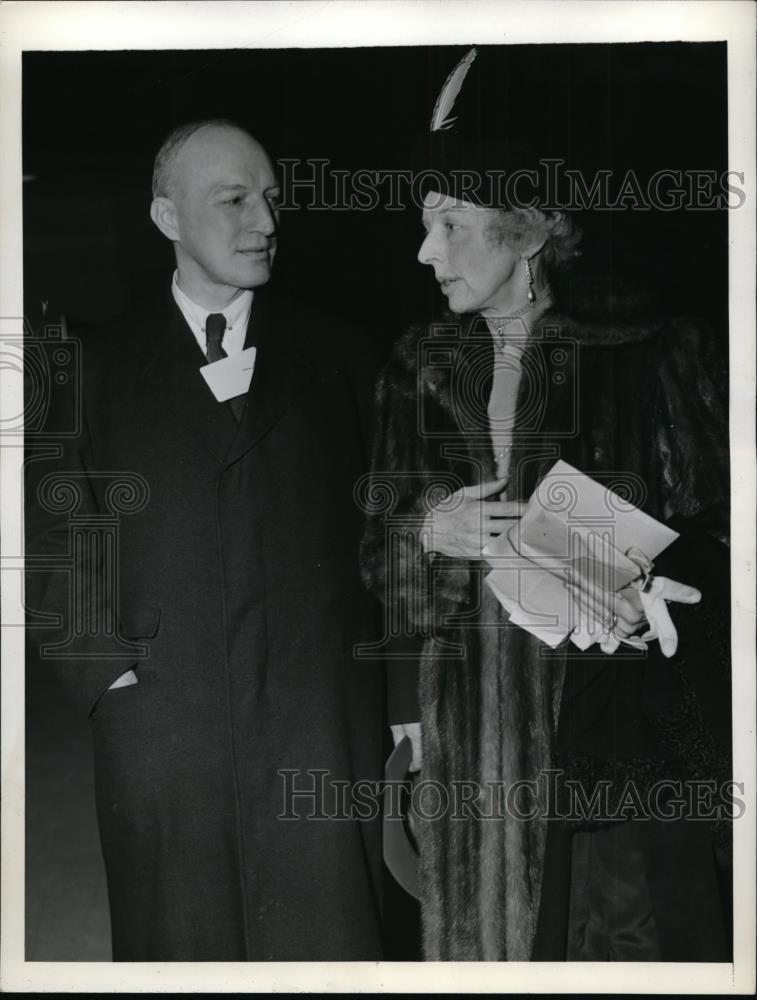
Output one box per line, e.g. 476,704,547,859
199,346,257,402
483,460,679,650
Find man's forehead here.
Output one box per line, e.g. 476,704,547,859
175,126,275,188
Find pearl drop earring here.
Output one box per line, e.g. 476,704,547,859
524,257,535,304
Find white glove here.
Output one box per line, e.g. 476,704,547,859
637,576,701,657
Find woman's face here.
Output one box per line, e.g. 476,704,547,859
418,191,520,316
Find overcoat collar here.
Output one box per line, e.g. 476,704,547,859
134,282,315,468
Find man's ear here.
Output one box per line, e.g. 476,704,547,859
150,197,180,242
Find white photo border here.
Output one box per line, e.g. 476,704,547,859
1,1,754,993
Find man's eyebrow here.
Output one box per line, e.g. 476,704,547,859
209,183,248,196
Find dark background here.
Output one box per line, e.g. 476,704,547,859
23,42,729,961
23,43,729,344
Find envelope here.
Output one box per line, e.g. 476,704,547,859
483,460,679,649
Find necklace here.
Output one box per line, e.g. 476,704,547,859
492,286,553,352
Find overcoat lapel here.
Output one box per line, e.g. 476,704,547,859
136,292,238,463
132,286,315,467
224,288,316,469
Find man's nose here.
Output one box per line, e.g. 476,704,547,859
244,198,277,236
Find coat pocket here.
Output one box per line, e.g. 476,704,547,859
90,607,163,721
91,670,160,721
118,606,162,641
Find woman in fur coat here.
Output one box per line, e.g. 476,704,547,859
361,87,731,959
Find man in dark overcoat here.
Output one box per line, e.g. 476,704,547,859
25,119,396,961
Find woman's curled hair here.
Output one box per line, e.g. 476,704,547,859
485,206,582,270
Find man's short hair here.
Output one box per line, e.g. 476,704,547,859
151,118,247,199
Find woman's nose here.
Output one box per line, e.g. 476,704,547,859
417,230,438,265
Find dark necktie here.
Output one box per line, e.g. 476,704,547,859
205,312,227,363
205,312,245,422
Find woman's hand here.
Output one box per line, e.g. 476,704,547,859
566,578,648,640
422,478,525,560
566,572,701,657
390,722,423,772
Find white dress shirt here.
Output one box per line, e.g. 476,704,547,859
171,271,253,357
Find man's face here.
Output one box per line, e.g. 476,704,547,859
417,191,518,316
165,126,280,302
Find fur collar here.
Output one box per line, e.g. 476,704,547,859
408,272,667,350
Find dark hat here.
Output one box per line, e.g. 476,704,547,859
411,47,573,209
412,128,546,209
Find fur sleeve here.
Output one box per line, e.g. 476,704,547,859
359,325,471,633
654,318,729,539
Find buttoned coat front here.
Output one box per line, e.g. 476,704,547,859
26,283,386,960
